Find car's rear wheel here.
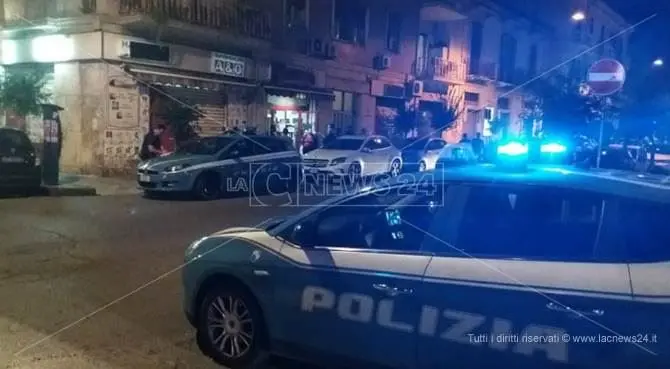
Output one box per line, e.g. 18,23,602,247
196,285,268,369
389,159,402,176
192,172,221,200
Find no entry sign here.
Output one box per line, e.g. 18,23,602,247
587,59,626,96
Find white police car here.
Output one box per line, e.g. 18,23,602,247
182,156,668,368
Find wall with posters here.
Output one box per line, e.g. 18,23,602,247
102,67,143,172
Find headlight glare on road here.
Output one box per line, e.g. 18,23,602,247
330,157,347,165
166,164,190,173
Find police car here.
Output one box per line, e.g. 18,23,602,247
137,135,300,200
182,142,668,369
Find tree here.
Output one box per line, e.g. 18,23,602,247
395,88,463,138
153,90,203,146
431,88,464,134
0,66,51,130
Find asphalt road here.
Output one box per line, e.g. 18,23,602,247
0,190,328,369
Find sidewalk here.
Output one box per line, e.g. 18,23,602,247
43,174,140,197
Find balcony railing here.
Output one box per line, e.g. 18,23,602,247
118,0,272,41
415,57,466,84
4,0,96,24
467,61,497,81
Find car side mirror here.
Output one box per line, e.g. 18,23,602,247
292,223,315,248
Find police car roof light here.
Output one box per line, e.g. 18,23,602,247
540,142,567,154
497,141,528,156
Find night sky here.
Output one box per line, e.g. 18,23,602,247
606,0,670,95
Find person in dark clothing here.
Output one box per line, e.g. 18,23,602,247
459,133,470,143
471,132,484,160
323,130,337,146
140,124,165,161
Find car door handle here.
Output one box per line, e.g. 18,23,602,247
546,302,604,318
372,283,413,297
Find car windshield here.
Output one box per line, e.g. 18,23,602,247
322,138,364,151
177,137,235,155
0,129,31,149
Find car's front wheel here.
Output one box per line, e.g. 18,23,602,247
196,285,268,369
192,172,221,200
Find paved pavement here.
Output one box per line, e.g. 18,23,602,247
0,192,328,369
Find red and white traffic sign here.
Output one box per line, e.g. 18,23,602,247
587,59,626,96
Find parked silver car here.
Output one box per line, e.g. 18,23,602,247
302,135,402,180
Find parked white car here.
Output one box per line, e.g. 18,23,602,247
302,135,402,179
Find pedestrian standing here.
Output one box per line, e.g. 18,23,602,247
140,124,165,161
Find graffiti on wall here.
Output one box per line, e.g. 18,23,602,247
104,72,141,169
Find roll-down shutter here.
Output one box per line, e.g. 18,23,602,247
159,86,227,137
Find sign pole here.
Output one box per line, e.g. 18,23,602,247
586,59,625,169
596,119,604,168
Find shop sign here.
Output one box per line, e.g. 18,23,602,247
211,53,246,77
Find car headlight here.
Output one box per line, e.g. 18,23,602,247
330,157,347,165
185,237,207,259
165,164,190,173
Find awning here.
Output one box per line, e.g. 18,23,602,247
264,84,334,99
125,64,257,89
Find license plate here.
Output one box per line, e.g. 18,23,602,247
138,174,151,182
1,156,23,163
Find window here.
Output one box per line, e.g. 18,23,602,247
364,137,390,150
256,137,293,153
498,33,517,83
0,129,31,149
469,21,483,73
618,200,670,262
465,92,479,103
497,97,510,110
386,12,402,52
454,186,603,260
289,184,444,250
285,0,308,29
426,139,445,151
333,0,367,45
333,90,354,112
222,139,256,159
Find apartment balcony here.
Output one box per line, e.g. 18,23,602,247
118,0,272,41
467,61,497,82
497,69,531,89
420,1,469,21
414,57,467,85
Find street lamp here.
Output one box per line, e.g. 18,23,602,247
571,10,586,21
653,58,663,67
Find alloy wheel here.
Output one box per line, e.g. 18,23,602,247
206,295,254,359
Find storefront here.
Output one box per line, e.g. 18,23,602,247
370,80,407,139
264,63,332,143
127,52,257,138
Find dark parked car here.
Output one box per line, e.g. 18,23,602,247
0,128,41,193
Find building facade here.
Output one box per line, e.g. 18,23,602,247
0,0,422,174
0,0,630,174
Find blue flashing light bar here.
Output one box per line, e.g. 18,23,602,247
497,141,528,156
540,142,567,154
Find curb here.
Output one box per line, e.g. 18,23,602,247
42,186,98,197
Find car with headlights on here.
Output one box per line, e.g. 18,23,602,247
137,135,300,200
0,127,41,194
302,135,402,181
182,163,668,369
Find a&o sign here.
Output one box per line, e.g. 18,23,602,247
587,59,626,96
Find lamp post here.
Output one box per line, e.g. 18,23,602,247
653,58,663,67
